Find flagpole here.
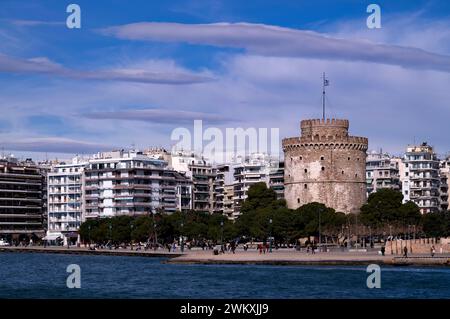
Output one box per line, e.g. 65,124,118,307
322,72,326,120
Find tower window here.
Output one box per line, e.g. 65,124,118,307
297,198,300,203
348,157,351,161
320,156,324,160
304,169,307,173
300,156,303,160
342,170,344,174
304,184,307,189
357,158,360,161
321,167,325,171
355,173,358,178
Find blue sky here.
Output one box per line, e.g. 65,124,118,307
1,0,450,160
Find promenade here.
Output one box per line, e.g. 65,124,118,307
167,249,450,266
0,246,182,258
1,246,449,266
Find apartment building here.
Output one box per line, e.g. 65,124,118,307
46,157,86,243
400,143,441,214
269,161,284,200
213,164,234,214
0,156,46,241
171,151,215,213
366,151,400,195
439,157,450,211
233,153,280,216
83,150,173,218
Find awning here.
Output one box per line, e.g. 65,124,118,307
65,232,79,238
43,234,62,241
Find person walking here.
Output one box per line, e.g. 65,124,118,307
403,245,408,258
431,245,436,257
381,245,385,256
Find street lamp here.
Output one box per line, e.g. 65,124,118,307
220,221,224,252
109,223,112,249
180,222,184,253
269,218,273,253
88,225,91,248
130,224,134,251
66,224,70,249
318,210,321,252
389,224,393,255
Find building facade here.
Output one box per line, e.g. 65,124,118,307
0,156,46,241
283,118,368,214
400,143,441,214
366,151,400,196
47,157,86,243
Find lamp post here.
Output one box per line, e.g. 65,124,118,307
66,224,70,249
109,223,112,249
88,225,91,249
130,224,134,251
269,218,273,253
389,225,393,255
180,222,184,253
318,209,322,252
220,220,224,252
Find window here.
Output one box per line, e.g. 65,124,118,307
342,170,344,174
304,169,307,173
321,167,325,171
300,156,303,160
320,156,324,160
348,157,350,161
355,174,358,178
297,198,300,203
304,184,307,189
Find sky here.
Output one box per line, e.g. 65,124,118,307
0,0,450,161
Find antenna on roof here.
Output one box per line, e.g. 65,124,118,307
322,72,329,120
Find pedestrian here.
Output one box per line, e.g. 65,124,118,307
403,245,408,258
431,245,435,257
380,245,385,256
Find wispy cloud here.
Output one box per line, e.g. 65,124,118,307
0,53,215,84
0,137,112,154
82,108,238,125
100,22,450,73
8,19,65,27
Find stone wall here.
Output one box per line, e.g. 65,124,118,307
283,118,368,214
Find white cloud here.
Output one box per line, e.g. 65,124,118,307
100,22,450,73
0,53,215,84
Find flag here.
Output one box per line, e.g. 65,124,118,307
324,79,329,86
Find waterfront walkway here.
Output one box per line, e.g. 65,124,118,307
1,246,449,266
0,246,182,258
167,249,450,266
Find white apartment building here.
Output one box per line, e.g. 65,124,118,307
400,143,441,214
47,157,87,244
170,151,215,213
84,150,174,218
366,151,400,195
213,164,234,215
439,157,450,211
233,153,280,216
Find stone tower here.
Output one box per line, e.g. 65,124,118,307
282,118,368,214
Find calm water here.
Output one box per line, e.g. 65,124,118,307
0,252,449,298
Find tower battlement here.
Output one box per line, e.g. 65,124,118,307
301,118,349,138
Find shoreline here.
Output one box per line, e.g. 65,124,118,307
2,247,449,267
0,246,182,258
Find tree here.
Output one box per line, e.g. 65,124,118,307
360,189,404,228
